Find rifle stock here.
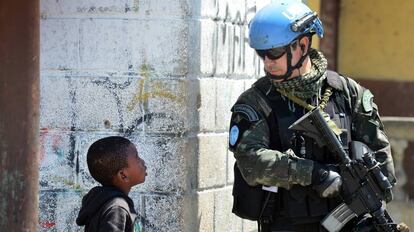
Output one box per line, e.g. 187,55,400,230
289,108,398,232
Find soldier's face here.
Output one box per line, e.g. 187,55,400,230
263,51,289,77
263,37,308,81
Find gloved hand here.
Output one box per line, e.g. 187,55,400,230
312,162,342,198
397,223,410,232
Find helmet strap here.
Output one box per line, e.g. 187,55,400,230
265,44,309,81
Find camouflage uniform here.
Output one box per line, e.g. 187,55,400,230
229,50,396,230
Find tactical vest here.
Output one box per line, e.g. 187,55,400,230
232,71,356,225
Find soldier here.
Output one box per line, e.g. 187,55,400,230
228,1,407,231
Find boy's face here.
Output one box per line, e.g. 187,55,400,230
125,145,147,185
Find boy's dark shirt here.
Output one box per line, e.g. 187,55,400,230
76,186,138,232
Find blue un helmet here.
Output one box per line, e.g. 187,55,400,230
249,0,324,80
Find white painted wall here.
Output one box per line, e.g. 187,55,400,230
39,0,270,231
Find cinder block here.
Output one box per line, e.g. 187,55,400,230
217,23,260,78
197,134,227,189
131,19,189,76
142,194,185,232
230,25,242,75
215,79,232,131
214,187,243,232
214,23,232,76
40,75,73,129
245,0,258,23
198,78,217,132
188,19,215,76
195,0,246,23
40,19,79,70
196,191,215,232
66,75,144,131
196,0,217,19
189,19,260,77
73,77,123,130
227,150,236,184
80,19,140,71
38,189,83,232
195,22,257,78
243,219,258,232
80,18,188,75
245,0,276,23
243,28,263,77
232,25,256,77
39,130,76,189
40,0,135,16
216,0,246,23
229,79,246,106
144,78,197,134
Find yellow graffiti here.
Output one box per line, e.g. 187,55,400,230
127,64,183,111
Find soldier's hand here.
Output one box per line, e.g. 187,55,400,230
397,223,410,232
312,162,342,198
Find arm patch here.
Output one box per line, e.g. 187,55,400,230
229,125,239,146
233,104,259,122
362,89,374,113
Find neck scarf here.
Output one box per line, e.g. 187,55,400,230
269,48,328,99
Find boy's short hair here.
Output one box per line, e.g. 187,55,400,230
87,136,135,185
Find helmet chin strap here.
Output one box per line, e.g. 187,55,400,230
265,45,309,81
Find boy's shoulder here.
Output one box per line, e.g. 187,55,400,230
105,194,138,219
102,196,135,215
101,196,143,232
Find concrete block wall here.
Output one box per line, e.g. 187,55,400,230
39,0,269,231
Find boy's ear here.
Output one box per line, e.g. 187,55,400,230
117,169,129,182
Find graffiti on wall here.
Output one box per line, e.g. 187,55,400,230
39,63,187,231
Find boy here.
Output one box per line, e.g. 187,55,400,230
76,136,147,232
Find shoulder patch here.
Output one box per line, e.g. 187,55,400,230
233,104,259,122
362,89,374,112
229,125,240,146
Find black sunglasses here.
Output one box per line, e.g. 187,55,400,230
256,47,286,60
256,40,298,60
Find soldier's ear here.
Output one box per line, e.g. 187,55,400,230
299,37,309,55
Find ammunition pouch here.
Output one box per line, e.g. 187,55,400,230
232,164,266,221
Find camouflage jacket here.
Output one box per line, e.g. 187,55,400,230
229,74,396,189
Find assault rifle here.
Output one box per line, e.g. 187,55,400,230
289,108,398,232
